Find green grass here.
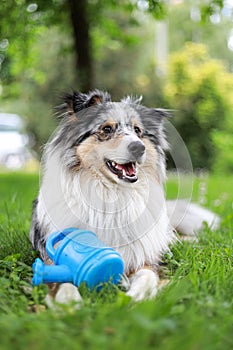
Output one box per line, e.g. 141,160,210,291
0,172,232,350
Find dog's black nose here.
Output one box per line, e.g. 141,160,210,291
128,141,145,160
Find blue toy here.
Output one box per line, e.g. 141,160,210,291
32,228,124,290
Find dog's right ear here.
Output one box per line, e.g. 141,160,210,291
63,90,112,115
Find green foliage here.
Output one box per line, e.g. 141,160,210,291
0,0,70,88
147,0,167,19
0,254,47,314
164,42,233,170
168,1,233,71
199,0,224,21
212,131,233,173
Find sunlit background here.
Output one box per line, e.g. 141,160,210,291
0,0,232,173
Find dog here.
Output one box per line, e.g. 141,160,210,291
30,90,220,304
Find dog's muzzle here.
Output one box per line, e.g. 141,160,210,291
105,140,146,183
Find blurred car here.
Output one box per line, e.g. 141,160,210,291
0,113,32,169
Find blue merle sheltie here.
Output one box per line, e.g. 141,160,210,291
30,90,219,304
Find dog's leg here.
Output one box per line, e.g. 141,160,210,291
126,268,159,302
45,283,83,309
55,283,83,305
167,200,220,236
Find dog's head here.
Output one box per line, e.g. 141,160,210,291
54,90,169,184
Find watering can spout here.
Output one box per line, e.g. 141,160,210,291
32,258,73,285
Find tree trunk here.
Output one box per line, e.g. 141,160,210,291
68,0,93,92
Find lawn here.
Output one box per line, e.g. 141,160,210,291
0,172,232,350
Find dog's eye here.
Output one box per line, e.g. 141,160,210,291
102,125,113,134
134,126,141,135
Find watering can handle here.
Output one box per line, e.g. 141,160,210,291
46,227,76,259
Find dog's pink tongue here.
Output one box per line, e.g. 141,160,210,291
118,163,135,176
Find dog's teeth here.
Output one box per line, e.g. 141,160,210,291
112,161,116,166
122,169,126,177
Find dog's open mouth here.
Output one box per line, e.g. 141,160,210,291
106,160,138,183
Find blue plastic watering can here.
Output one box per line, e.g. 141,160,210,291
32,228,124,290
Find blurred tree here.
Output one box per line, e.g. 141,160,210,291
164,42,233,170
0,0,168,93
0,0,225,92
68,0,92,91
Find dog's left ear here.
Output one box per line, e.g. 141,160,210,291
140,108,171,150
63,89,112,115
141,108,172,130
152,108,172,122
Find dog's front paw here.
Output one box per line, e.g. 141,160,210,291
45,283,83,309
126,269,159,302
55,283,83,305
